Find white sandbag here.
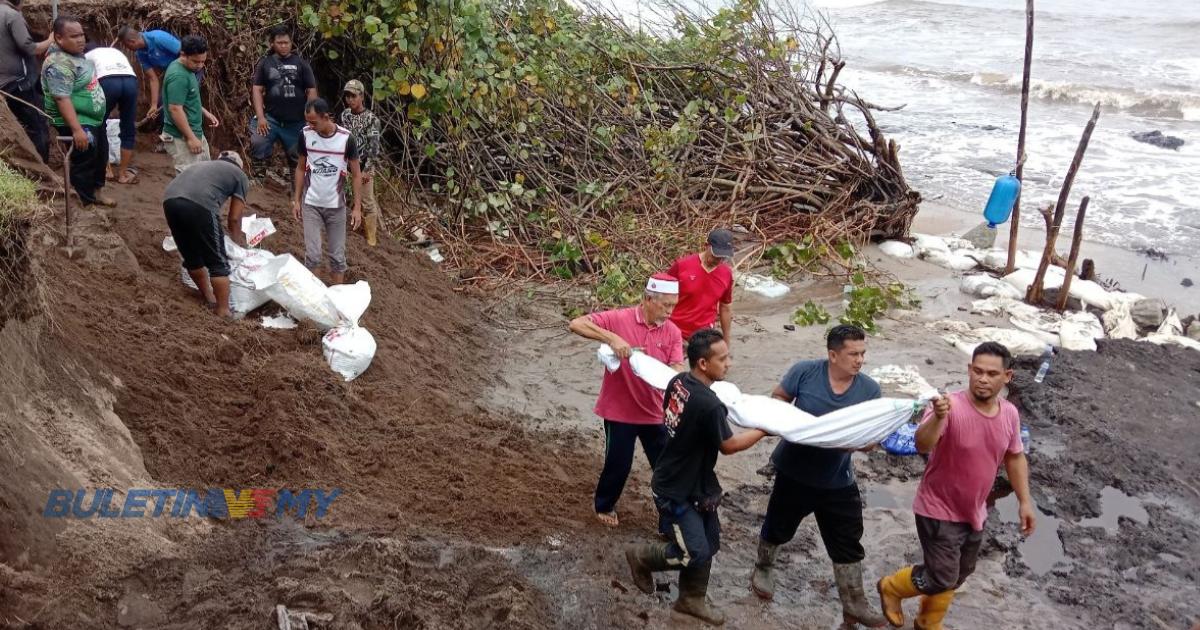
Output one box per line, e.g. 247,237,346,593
911,233,949,256
1140,333,1200,352
1069,278,1118,311
327,281,372,325
249,254,343,329
177,238,274,318
878,241,915,258
1059,311,1103,351
1102,300,1138,339
597,344,679,389
241,214,277,247
739,274,790,298
262,314,298,329
725,391,935,450
923,248,979,271
868,365,935,398
1009,311,1063,346
322,325,377,381
961,274,1023,300
969,296,1040,319
943,326,1049,356
1002,267,1065,296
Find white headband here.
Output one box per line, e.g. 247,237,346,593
646,277,679,294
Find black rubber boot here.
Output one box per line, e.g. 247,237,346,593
674,563,725,626
750,539,779,600
625,544,670,595
834,562,887,628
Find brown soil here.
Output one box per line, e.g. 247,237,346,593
0,149,605,628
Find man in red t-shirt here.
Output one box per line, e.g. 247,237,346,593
668,229,735,344
569,273,686,528
877,342,1036,630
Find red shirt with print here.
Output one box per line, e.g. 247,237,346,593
668,254,733,339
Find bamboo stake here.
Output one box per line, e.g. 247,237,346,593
1055,195,1088,311
1005,0,1035,274
1026,103,1100,305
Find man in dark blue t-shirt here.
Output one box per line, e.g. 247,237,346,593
750,324,888,627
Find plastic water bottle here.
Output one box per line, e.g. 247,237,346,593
983,172,1021,228
1020,424,1031,451
1033,345,1053,383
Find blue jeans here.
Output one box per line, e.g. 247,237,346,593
656,496,721,569
99,75,138,150
248,115,302,167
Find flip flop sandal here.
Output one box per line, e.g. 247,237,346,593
118,166,140,184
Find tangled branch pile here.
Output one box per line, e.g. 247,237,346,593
304,0,919,293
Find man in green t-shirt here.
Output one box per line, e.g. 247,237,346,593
162,34,219,173
41,15,112,206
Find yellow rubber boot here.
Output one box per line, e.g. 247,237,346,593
915,590,955,630
876,566,920,628
364,214,378,247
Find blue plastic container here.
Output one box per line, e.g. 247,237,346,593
983,172,1021,227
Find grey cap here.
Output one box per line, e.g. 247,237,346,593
217,151,244,170
707,228,735,258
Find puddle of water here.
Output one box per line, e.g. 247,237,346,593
863,480,918,510
996,493,1067,576
1079,486,1149,533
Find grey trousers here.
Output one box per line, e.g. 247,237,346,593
303,203,348,273
912,514,983,594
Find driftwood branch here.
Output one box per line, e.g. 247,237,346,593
1027,102,1100,305
1056,195,1089,311
1005,0,1035,274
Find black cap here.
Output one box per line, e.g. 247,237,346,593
707,228,735,258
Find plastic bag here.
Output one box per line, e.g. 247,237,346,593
322,326,377,381
249,254,343,329
1103,300,1138,339
882,423,919,456
597,344,679,390
106,119,120,164
1059,311,1103,351
241,214,277,247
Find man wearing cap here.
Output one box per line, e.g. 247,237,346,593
161,150,250,319
340,79,383,246
569,273,686,527
668,229,736,345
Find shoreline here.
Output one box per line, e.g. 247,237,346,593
911,199,1200,314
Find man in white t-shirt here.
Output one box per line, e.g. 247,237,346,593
291,97,362,285
84,43,139,183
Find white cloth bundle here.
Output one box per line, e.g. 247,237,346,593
597,344,934,449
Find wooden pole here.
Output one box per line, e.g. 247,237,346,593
1005,0,1035,274
1055,195,1089,311
1026,102,1100,305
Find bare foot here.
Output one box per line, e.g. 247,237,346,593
596,512,619,528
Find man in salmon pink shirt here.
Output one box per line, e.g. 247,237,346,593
569,273,686,528
878,342,1036,630
668,229,735,344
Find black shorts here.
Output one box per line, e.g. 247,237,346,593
163,197,229,277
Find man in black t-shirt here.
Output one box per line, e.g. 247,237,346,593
625,329,767,626
249,25,317,182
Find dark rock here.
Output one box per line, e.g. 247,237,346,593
925,358,934,365
1181,277,1193,288
1130,130,1184,150
783,324,796,332
1130,298,1165,330
1186,322,1200,342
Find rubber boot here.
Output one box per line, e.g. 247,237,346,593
674,563,725,626
625,544,670,595
876,566,921,628
364,214,379,247
914,590,955,630
833,562,887,628
750,539,778,600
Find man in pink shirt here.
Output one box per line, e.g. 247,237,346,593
569,273,686,527
878,342,1036,630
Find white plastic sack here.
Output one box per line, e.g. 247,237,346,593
262,314,298,329
322,326,377,381
1009,311,1063,346
597,344,679,390
327,281,372,325
924,248,979,271
943,326,1049,356
177,237,274,318
878,241,915,259
1141,333,1200,352
868,365,935,398
1157,310,1184,336
241,214,277,247
1103,300,1138,339
740,274,790,298
249,254,343,329
713,380,935,450
961,274,1022,300
1059,311,1103,351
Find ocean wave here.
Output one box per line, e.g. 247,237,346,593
969,73,1200,120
